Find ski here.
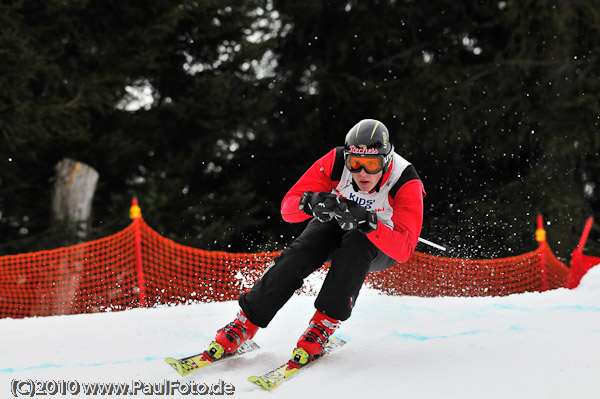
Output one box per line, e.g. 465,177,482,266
165,340,260,377
248,336,347,391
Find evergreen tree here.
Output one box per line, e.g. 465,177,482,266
262,0,600,259
0,0,271,253
1,0,599,261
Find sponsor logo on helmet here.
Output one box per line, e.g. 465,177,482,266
348,145,379,155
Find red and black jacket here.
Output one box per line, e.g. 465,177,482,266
281,147,425,263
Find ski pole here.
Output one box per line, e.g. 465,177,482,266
418,237,447,251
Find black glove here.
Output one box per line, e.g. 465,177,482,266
331,201,357,231
299,191,338,222
333,199,378,233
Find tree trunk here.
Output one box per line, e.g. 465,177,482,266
48,158,99,315
51,158,99,242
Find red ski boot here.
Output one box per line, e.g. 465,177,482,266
291,310,340,367
207,310,259,360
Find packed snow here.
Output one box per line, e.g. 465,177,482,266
2,266,599,399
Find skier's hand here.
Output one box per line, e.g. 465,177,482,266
331,201,357,230
333,199,378,233
299,191,338,222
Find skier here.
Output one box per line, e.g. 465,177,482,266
208,119,425,367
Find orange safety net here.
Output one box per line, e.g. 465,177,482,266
366,243,568,297
0,223,139,318
0,216,571,319
567,252,600,288
139,220,331,307
566,217,600,288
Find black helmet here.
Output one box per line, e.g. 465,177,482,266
344,119,394,173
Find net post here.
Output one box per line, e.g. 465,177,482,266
567,217,594,288
130,198,147,307
535,214,548,291
576,217,594,253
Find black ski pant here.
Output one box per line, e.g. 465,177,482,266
239,218,396,328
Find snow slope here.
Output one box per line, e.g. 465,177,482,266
2,266,600,399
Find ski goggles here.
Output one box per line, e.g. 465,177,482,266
345,154,385,174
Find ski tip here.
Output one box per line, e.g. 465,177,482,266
248,376,273,391
165,358,186,377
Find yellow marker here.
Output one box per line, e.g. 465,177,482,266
535,228,546,242
130,198,142,219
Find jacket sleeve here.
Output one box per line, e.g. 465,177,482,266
281,149,338,223
366,179,425,263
